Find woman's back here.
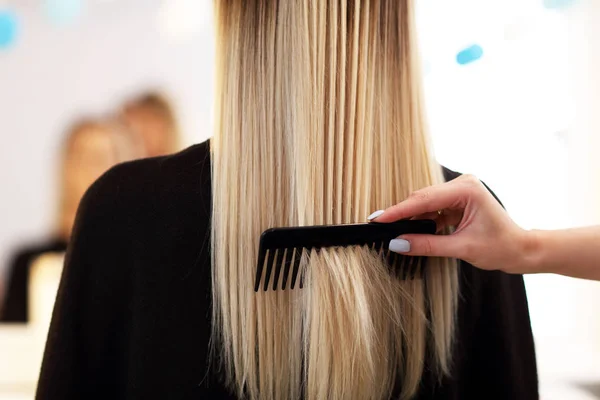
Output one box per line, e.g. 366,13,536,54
37,141,537,399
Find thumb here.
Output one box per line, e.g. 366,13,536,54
389,234,465,259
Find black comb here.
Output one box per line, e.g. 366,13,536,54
253,219,436,292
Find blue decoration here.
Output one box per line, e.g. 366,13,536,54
456,45,483,66
0,10,18,49
44,0,83,25
543,0,577,9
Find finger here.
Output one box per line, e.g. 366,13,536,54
415,211,440,221
389,234,466,259
447,211,464,227
409,212,448,233
372,176,479,223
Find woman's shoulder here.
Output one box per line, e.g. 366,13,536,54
72,140,213,278
90,140,211,202
81,140,212,228
66,138,214,308
36,141,221,399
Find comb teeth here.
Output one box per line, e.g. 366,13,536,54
280,248,294,290
255,247,307,292
262,249,277,291
253,247,267,292
394,255,426,280
385,249,395,267
254,245,425,291
271,249,286,290
289,247,303,289
254,220,436,291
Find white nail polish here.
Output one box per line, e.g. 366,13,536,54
367,210,385,221
389,239,410,253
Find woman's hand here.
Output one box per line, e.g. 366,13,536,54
368,175,534,274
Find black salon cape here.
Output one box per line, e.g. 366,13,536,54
36,140,538,400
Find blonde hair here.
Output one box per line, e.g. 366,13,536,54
210,1,458,399
122,91,181,154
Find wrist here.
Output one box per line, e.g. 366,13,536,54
519,229,547,275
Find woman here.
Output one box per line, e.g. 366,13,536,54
121,91,181,157
37,1,537,399
374,174,600,281
0,119,140,322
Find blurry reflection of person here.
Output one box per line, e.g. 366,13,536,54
0,119,141,323
121,92,182,157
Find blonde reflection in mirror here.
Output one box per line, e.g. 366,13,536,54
121,92,182,158
0,119,142,323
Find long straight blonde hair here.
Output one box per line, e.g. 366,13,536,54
210,1,459,399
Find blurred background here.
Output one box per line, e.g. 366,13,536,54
0,0,598,399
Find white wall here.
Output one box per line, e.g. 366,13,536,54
0,0,215,282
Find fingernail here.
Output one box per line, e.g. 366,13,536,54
367,210,385,221
389,239,411,253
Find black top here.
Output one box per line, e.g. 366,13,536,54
1,238,68,322
37,141,538,400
